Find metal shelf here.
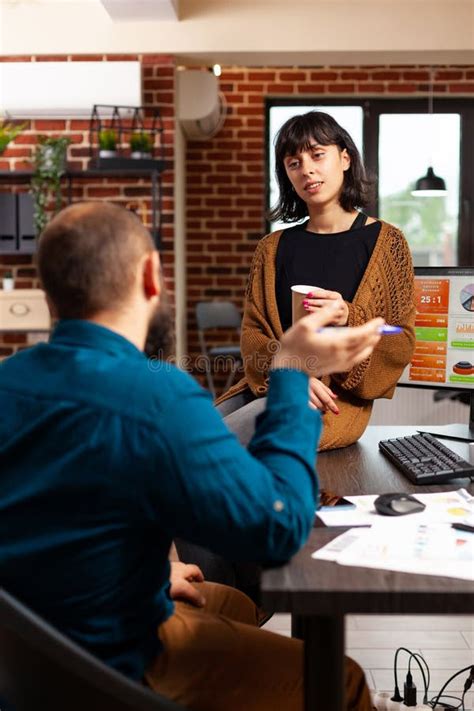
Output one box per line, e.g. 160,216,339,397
0,162,166,248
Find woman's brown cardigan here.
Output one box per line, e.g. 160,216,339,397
216,220,416,451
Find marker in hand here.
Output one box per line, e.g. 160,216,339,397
317,325,402,335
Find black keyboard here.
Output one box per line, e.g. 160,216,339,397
378,432,474,484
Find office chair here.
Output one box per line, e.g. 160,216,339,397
196,301,242,398
0,587,187,711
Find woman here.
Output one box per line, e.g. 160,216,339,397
216,110,416,450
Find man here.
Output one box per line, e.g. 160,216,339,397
0,202,382,710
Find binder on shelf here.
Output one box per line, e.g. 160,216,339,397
0,193,17,253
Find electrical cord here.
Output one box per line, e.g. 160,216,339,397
428,693,464,710
408,652,429,704
392,647,430,703
431,665,473,710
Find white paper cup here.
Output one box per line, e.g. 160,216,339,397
291,284,320,324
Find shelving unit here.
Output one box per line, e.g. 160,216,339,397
0,161,166,250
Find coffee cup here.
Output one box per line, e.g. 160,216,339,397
291,284,320,324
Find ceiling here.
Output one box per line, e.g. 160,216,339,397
0,0,473,65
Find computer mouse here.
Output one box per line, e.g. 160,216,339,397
374,493,426,516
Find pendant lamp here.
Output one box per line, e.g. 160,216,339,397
411,69,447,197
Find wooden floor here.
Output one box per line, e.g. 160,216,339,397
263,613,474,709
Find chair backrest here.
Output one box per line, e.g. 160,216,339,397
196,301,241,331
0,588,187,711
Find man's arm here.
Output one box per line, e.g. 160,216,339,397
147,309,383,566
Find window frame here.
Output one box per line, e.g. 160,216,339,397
265,97,474,266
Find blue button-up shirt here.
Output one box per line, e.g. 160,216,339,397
0,320,320,679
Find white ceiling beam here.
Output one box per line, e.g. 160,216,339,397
99,0,179,21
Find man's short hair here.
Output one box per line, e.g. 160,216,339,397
38,202,155,319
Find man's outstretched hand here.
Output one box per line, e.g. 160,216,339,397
273,305,383,378
169,561,206,607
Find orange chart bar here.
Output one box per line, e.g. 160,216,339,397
411,354,447,368
414,342,447,355
409,367,446,383
415,314,448,328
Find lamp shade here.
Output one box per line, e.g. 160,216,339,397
411,166,447,197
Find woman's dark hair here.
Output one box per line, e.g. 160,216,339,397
268,110,371,223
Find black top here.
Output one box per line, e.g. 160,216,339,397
275,217,381,332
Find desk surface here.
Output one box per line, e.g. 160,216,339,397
262,426,474,615
316,424,474,495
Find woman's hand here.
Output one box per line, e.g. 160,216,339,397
309,377,339,414
303,288,349,326
169,562,206,607
273,305,383,378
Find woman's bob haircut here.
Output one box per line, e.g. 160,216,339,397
268,110,371,223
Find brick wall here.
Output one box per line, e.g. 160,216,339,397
2,60,474,389
0,53,175,358
185,64,474,395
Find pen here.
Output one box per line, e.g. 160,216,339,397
451,523,474,533
317,325,402,335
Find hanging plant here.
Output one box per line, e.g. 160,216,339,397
30,135,71,237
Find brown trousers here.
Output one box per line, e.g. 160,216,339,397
145,582,373,711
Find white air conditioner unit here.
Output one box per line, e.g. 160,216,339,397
177,70,226,141
0,62,141,118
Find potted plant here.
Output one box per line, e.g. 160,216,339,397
2,269,14,291
0,120,27,155
30,135,71,237
130,131,153,159
98,129,118,158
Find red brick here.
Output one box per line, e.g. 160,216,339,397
10,135,36,148
33,120,67,131
247,95,265,104
70,120,90,130
435,70,464,80
279,72,307,81
0,55,33,62
448,83,474,92
266,83,294,93
221,71,246,81
146,79,174,90
402,71,430,80
466,71,474,80
297,83,326,93
247,72,275,81
327,84,356,93
372,71,401,80
70,54,105,61
358,83,385,92
237,83,265,92
105,54,139,61
236,106,264,116
0,348,14,357
141,54,175,65
35,55,70,62
341,71,369,80
2,147,31,158
12,161,31,170
387,83,417,92
310,71,338,81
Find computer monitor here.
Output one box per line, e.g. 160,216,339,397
398,266,474,442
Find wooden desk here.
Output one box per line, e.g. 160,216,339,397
261,426,474,711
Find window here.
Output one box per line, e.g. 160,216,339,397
266,98,474,266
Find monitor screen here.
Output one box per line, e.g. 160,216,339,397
398,267,474,391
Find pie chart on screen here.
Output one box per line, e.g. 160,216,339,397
460,284,474,312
